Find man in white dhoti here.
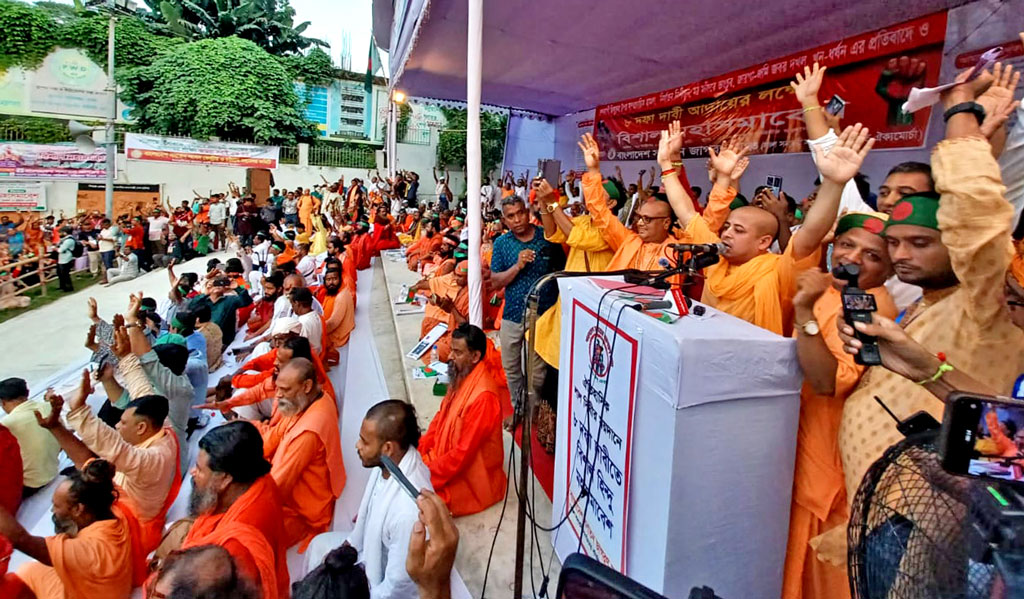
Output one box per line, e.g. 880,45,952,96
303,400,434,598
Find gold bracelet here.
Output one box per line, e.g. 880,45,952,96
802,105,822,114
671,161,683,167
661,171,679,180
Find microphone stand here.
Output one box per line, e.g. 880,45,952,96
511,256,716,597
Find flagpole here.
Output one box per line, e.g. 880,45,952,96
465,0,483,328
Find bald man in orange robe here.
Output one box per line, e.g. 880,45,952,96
253,359,345,550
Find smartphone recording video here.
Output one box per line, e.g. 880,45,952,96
941,393,1024,485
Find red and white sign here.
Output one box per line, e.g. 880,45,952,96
563,298,640,572
124,133,280,169
594,11,948,160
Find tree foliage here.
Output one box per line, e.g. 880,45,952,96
436,108,508,176
278,47,336,87
0,0,182,70
151,0,325,55
119,36,315,144
0,115,69,143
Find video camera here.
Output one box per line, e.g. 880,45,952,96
834,264,882,366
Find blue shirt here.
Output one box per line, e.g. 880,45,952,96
490,226,565,323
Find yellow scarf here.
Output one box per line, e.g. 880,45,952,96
704,253,784,335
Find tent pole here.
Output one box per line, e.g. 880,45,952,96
466,0,483,328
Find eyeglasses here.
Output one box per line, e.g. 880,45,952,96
634,215,670,226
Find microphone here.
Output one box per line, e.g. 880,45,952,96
630,300,674,311
670,242,726,255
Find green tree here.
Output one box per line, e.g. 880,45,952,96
152,0,325,55
119,36,315,144
436,107,508,176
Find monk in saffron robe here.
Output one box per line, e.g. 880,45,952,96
321,267,356,352
781,212,897,599
420,324,508,516
297,189,320,233
1,460,146,599
655,122,875,336
182,421,290,599
370,206,402,255
253,358,345,550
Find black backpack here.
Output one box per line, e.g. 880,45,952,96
71,238,84,258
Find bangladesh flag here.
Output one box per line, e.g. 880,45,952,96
365,38,383,93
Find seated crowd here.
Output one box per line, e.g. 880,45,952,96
0,51,1023,599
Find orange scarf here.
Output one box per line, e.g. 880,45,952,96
704,253,784,335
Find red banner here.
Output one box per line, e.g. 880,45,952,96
594,11,948,160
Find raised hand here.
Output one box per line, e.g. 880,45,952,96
407,490,459,598
126,292,143,321
532,179,556,203
813,123,874,185
85,324,99,352
754,188,787,220
577,133,601,173
111,322,131,358
791,62,827,106
730,157,750,181
976,62,1021,135
793,268,833,309
36,389,64,429
68,369,93,411
87,297,98,321
665,119,684,157
707,135,749,179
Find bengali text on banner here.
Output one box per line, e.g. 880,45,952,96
594,11,948,160
124,133,280,169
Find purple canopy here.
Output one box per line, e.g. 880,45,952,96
376,0,961,116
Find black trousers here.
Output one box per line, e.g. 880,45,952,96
56,261,74,291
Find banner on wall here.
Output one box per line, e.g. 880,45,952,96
594,12,948,160
562,299,640,572
0,183,46,211
124,133,280,169
77,183,161,218
0,142,108,180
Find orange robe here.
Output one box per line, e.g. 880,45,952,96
781,286,896,599
322,288,356,350
183,475,289,599
226,351,336,410
341,252,358,308
298,194,320,233
420,273,461,360
370,222,401,255
351,234,374,270
420,357,508,516
258,393,345,550
15,504,145,599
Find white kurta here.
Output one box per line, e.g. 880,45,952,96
347,447,434,599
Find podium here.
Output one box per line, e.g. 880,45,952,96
551,277,803,599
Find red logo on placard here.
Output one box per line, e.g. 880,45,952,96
585,326,612,378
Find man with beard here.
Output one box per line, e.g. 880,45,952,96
304,400,433,597
35,371,179,555
242,272,285,342
814,66,1024,569
254,358,345,550
419,324,507,516
0,460,146,599
179,420,288,599
322,264,356,364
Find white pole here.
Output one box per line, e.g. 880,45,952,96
465,0,483,327
387,96,396,179
105,14,116,219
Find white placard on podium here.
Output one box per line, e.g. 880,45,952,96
552,277,803,599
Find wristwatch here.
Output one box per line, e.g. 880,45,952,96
798,320,821,336
942,101,986,125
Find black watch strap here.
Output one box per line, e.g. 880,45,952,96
942,101,986,125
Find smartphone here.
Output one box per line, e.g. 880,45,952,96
834,264,882,366
380,454,421,500
940,392,1024,486
825,94,846,117
766,175,783,196
557,553,670,599
538,158,561,188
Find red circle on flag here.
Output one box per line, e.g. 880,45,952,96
863,218,885,234
891,201,914,221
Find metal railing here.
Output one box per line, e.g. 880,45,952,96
279,146,300,164
400,127,432,146
0,125,27,141
308,144,376,168
0,253,52,304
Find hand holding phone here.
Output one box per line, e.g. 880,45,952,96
834,264,882,366
941,392,1024,485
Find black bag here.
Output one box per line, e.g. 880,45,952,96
71,239,85,258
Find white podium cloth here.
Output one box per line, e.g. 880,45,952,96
551,277,802,599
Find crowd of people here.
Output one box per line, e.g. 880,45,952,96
1,42,1023,599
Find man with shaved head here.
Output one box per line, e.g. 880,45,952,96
304,400,433,597
150,544,259,599
659,121,875,335
251,358,345,550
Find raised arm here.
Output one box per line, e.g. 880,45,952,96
125,293,153,356
791,62,830,140
535,179,572,240
578,133,630,250
976,62,1021,159
36,377,97,470
793,124,874,260
658,123,697,227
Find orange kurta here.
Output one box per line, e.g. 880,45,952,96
322,288,356,349
420,358,508,516
259,393,345,551
782,286,896,599
183,474,289,599
16,505,143,599
298,194,320,233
